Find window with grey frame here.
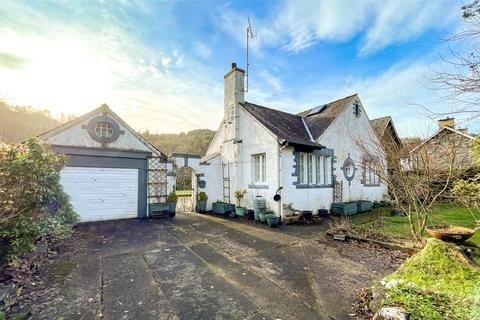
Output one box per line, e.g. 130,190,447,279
364,160,380,186
299,152,333,186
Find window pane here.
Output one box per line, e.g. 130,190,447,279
308,154,314,184
299,153,305,184
261,154,266,182
325,156,331,185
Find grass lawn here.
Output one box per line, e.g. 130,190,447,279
350,205,480,247
176,190,193,196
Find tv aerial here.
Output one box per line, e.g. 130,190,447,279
245,17,256,93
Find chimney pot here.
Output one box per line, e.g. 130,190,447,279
231,62,237,69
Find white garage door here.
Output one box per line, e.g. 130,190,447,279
60,167,138,222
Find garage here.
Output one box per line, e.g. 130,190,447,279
37,104,171,222
60,167,139,222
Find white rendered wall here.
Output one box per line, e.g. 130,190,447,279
316,100,388,202
43,110,151,152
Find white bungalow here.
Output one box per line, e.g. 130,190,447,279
197,63,389,217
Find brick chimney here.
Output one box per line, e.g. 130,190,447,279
224,63,245,140
438,117,455,129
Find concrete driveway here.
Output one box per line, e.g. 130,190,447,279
25,213,406,320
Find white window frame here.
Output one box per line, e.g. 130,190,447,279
316,155,324,185
325,156,332,185
252,153,266,183
299,153,308,184
308,154,315,184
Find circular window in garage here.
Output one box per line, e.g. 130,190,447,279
95,122,114,138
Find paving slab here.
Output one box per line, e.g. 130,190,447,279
302,240,374,319
189,242,324,320
33,258,101,320
235,244,321,310
144,244,258,320
102,252,176,320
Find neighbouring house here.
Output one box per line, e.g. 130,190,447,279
198,63,389,216
370,116,402,174
37,104,174,222
370,116,402,152
408,117,477,171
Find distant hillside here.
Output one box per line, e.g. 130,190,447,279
140,129,216,156
0,101,216,155
0,101,74,143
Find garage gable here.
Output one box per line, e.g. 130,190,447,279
38,104,152,153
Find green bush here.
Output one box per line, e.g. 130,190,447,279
197,192,207,201
167,191,177,203
0,138,78,261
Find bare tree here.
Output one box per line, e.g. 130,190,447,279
356,130,470,242
425,1,480,121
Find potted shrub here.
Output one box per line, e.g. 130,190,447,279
234,189,247,217
197,192,208,213
167,191,177,217
265,213,280,228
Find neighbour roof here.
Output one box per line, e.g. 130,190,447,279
409,126,475,154
241,102,322,148
370,116,391,138
299,94,358,140
370,116,403,148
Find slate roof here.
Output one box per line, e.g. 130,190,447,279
240,94,358,147
241,102,322,148
299,94,358,140
370,116,391,139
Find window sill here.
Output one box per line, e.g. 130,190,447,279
295,184,333,189
248,184,269,189
363,183,381,187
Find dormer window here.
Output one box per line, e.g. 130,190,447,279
95,122,113,138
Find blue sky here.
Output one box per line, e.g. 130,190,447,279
0,0,467,136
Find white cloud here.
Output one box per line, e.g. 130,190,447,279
218,0,460,55
195,42,212,59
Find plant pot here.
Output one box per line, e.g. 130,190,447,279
212,202,235,215
197,200,207,213
168,202,177,214
149,203,170,214
426,225,477,243
247,209,255,221
235,207,246,217
331,202,358,216
302,210,313,220
259,211,268,223
266,214,280,228
357,200,372,213
283,214,300,225
318,209,329,219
